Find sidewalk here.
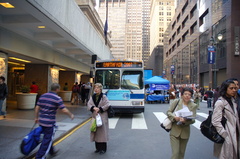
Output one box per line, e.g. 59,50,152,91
0,101,91,159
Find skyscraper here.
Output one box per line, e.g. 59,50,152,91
97,0,147,62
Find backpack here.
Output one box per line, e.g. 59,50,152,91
72,85,78,93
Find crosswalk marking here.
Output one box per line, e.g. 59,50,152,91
109,116,120,129
153,112,208,130
153,112,167,123
197,112,208,118
131,113,148,129
108,112,208,130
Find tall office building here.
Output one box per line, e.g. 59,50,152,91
142,0,151,64
98,0,127,59
125,0,143,61
147,0,175,75
97,0,145,61
150,0,175,54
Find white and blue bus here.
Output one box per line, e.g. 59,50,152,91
94,60,145,113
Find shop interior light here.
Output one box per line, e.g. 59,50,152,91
9,57,31,63
8,61,25,66
0,2,15,8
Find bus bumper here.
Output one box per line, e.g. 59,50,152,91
111,106,144,114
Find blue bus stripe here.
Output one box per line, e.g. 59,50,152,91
130,94,145,99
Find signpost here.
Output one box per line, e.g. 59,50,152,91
207,45,216,64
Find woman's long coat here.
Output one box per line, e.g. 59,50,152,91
212,97,240,159
87,94,110,142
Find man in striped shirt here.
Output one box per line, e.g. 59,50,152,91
35,83,74,159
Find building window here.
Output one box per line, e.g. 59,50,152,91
190,4,197,19
182,1,189,15
177,26,181,34
182,30,189,42
182,16,189,29
167,12,172,16
172,32,176,41
190,21,197,34
177,13,181,22
199,9,209,26
177,39,181,47
172,21,176,29
159,12,164,15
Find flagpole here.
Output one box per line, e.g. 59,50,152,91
104,0,108,45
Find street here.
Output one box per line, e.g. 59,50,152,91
51,102,217,159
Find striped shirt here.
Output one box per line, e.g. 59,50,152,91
37,92,65,127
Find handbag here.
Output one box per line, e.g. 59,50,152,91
107,106,115,118
90,119,97,132
200,110,226,143
20,124,43,155
160,99,180,132
96,114,103,127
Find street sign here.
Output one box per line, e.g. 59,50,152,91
208,45,216,64
170,65,175,74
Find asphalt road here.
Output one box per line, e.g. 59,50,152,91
50,101,217,159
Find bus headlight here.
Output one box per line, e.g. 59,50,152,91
132,101,142,105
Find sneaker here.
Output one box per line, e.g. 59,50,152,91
99,150,106,154
50,150,59,157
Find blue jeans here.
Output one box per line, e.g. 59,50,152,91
0,99,6,116
207,98,212,108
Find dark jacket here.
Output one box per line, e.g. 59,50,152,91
0,83,8,100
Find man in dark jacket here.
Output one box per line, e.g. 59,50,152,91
0,76,8,118
205,88,213,108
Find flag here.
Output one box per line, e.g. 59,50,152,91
104,19,108,45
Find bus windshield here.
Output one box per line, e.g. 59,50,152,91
95,70,120,89
121,71,143,89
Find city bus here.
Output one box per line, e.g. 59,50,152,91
94,60,145,113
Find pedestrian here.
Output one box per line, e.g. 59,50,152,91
30,81,39,93
71,82,80,105
205,88,214,108
167,87,197,159
34,83,74,159
63,82,68,91
193,88,201,109
30,81,39,106
212,80,239,159
85,82,92,103
212,86,220,109
169,84,177,104
226,78,240,123
81,82,86,103
0,76,7,118
87,83,110,154
200,87,205,102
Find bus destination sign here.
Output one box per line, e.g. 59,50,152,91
96,62,142,68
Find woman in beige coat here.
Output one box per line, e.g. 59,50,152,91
87,83,110,154
212,80,240,159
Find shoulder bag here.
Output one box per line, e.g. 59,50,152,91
200,109,226,143
160,99,180,132
107,106,115,118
